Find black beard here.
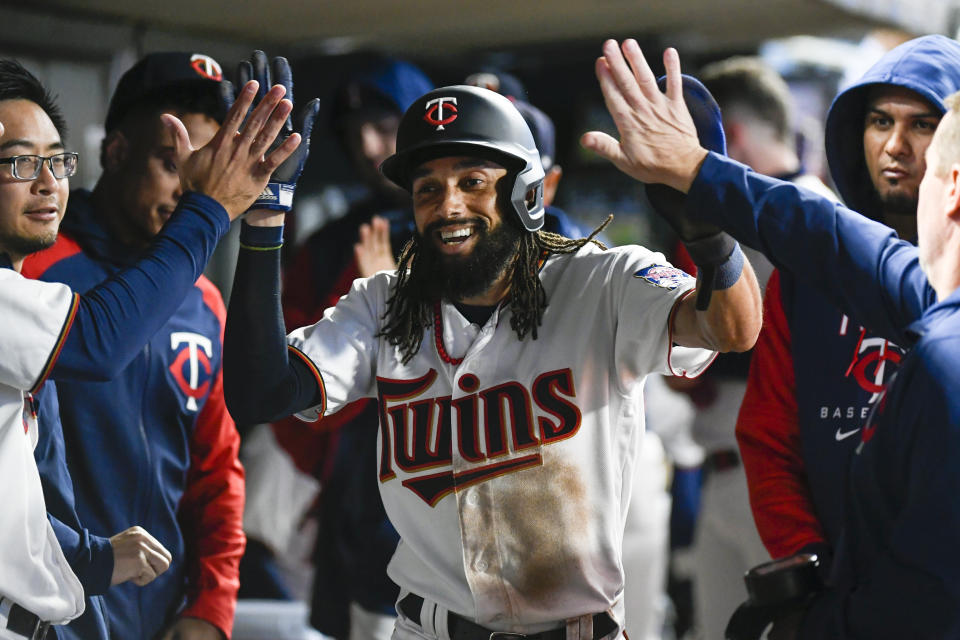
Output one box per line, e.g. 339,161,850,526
880,191,919,218
0,229,57,259
409,218,523,301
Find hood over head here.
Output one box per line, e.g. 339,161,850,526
825,34,960,216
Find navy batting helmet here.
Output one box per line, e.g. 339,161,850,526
380,85,545,232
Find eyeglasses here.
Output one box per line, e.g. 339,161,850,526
0,152,79,180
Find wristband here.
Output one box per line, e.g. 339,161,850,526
239,221,284,250
713,242,744,290
691,239,742,310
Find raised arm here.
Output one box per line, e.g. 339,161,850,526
581,39,933,346
583,40,761,351
45,80,301,386
223,221,324,424
223,51,324,425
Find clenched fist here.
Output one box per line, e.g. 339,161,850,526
110,525,173,586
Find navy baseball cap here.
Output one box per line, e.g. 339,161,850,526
464,69,527,101
105,52,226,131
656,73,726,155
511,99,556,170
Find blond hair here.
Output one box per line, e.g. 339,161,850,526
930,91,960,175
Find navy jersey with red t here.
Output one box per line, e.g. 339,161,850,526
690,148,960,638
23,189,245,640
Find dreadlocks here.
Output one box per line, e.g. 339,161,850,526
380,216,611,364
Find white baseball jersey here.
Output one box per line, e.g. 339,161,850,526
289,243,715,632
0,268,84,624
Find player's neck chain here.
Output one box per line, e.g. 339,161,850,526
433,301,464,365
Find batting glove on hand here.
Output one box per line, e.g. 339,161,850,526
236,50,320,212
645,74,736,309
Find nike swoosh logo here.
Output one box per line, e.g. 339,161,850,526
835,427,861,441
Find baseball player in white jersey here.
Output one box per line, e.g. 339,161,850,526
224,75,762,639
0,268,85,638
0,56,302,640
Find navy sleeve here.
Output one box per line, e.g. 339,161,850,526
687,153,936,345
51,192,230,381
46,514,114,595
223,222,322,424
33,383,114,594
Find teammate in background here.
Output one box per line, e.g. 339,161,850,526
282,58,432,327
586,35,960,639
0,58,297,640
224,81,761,638
665,56,836,639
464,70,586,239
259,57,432,640
22,53,260,640
734,36,960,576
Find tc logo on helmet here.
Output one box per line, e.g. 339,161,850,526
424,97,458,130
190,54,223,81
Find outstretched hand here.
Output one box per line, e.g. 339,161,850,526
580,39,707,192
161,80,301,220
237,50,320,212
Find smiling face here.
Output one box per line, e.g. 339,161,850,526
862,86,941,218
104,110,218,247
0,99,69,269
412,155,509,255
410,155,523,302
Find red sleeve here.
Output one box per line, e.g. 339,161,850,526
735,270,827,558
179,284,245,638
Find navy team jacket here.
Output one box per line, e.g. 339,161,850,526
24,190,245,640
691,151,960,638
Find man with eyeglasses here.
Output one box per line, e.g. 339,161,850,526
0,152,76,180
21,53,249,640
0,57,298,640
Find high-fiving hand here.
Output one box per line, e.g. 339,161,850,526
236,50,319,212
580,39,707,193
161,79,300,220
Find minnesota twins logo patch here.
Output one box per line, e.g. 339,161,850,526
633,265,692,290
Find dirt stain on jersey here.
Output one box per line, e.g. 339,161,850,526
496,456,589,606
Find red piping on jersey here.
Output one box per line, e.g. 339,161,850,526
432,252,547,365
31,292,79,394
666,288,715,378
288,344,327,420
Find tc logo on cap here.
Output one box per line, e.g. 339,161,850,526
190,54,223,81
424,97,458,130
